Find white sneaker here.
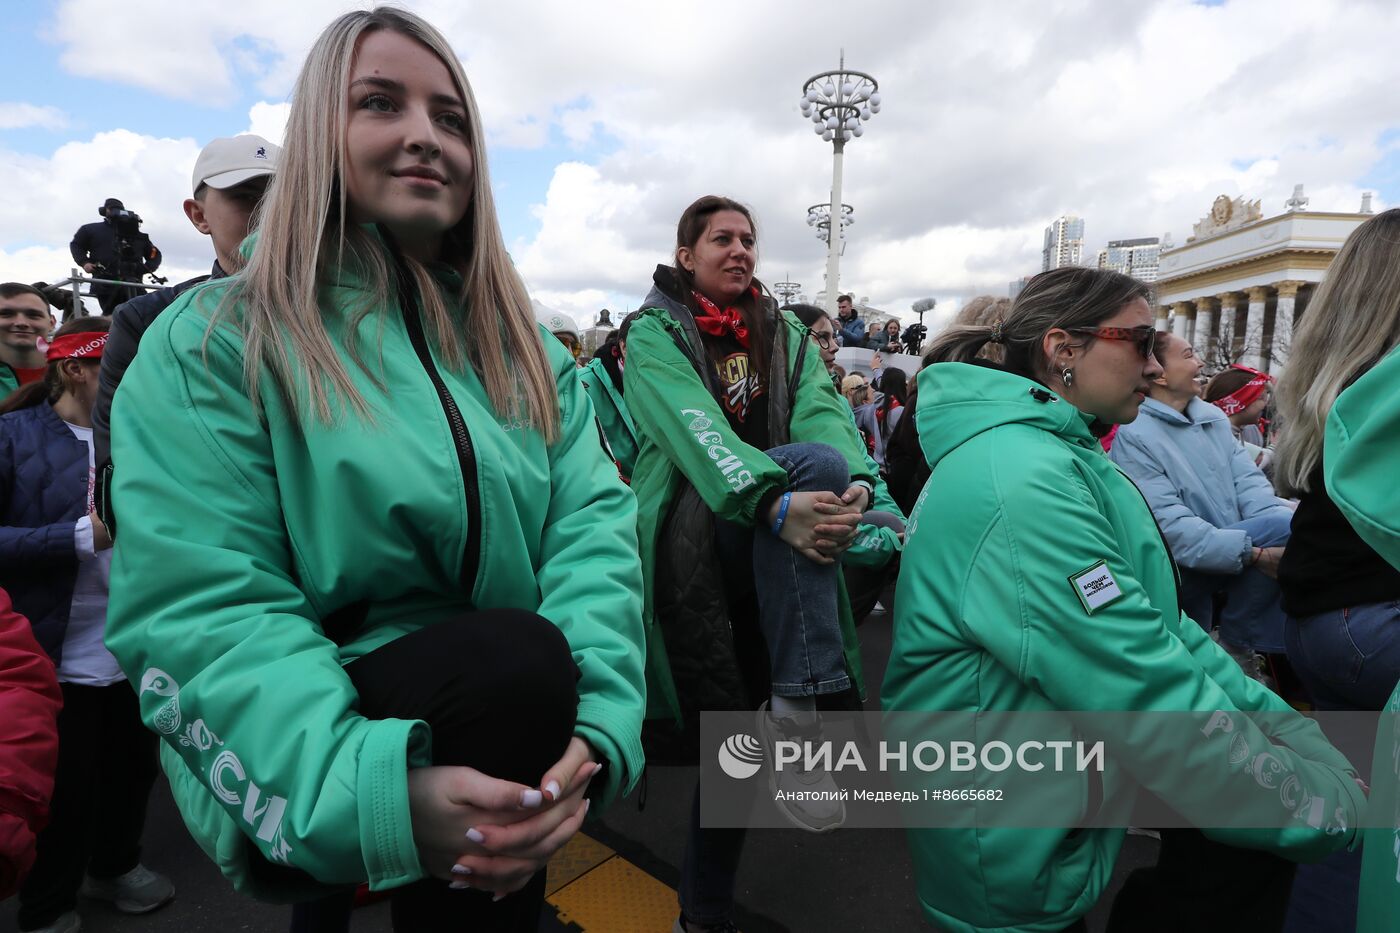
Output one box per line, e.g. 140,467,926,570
756,701,846,833
22,911,81,933
81,863,174,914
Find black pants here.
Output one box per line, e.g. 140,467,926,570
17,681,160,930
1092,827,1296,932
92,281,141,315
290,610,580,933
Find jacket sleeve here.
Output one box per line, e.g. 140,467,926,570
106,304,432,891
93,296,147,471
1324,346,1400,570
69,227,88,265
142,237,161,274
623,313,788,526
1110,433,1252,573
788,317,875,488
0,432,79,565
1227,436,1292,522
963,455,1363,858
0,588,61,899
534,344,646,807
841,407,905,569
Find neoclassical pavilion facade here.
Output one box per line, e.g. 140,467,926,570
1154,193,1371,375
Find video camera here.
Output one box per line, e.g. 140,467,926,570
902,322,928,356
103,206,144,240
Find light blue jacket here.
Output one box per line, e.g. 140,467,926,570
1109,397,1293,574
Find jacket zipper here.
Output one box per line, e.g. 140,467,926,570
389,258,483,593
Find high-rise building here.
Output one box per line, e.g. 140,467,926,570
1096,237,1161,283
1042,215,1085,272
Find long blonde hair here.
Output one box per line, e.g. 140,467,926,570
1274,209,1400,495
219,7,558,440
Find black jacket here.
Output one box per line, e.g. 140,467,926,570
92,266,221,537
69,219,161,280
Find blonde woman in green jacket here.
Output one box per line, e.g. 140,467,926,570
103,10,644,933
885,267,1364,933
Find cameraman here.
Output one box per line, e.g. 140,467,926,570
93,135,279,499
69,198,162,315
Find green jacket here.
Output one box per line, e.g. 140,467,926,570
0,363,19,399
624,278,874,722
105,252,646,900
883,362,1364,933
578,356,639,481
843,407,905,569
1327,345,1400,931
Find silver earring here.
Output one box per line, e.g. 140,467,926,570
1061,367,1075,388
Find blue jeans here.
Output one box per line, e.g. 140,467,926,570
711,442,853,697
680,442,852,924
1178,512,1291,652
1281,600,1400,933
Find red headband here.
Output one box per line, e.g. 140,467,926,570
38,332,108,363
1211,364,1272,416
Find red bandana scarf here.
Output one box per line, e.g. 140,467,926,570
692,288,758,349
1211,364,1273,416
38,331,108,362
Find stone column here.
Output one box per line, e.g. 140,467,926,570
1155,304,1170,331
1170,301,1192,341
1242,286,1270,370
1192,297,1217,361
1270,280,1303,375
1214,292,1240,368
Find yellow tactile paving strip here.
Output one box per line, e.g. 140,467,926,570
545,833,680,931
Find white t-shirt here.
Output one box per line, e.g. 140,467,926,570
57,421,124,686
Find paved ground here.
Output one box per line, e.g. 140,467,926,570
1,604,1157,932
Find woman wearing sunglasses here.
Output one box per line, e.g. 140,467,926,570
883,267,1362,932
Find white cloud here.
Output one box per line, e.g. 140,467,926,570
0,103,68,130
22,0,1400,316
246,102,290,145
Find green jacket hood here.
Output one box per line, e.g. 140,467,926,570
915,361,1097,470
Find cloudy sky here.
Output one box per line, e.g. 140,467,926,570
2,0,1395,328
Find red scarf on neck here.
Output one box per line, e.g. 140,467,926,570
692,288,757,349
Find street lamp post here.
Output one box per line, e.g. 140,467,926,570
799,51,880,314
773,276,803,305
806,203,854,254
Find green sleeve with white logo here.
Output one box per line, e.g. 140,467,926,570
623,314,788,526
962,453,1363,859
107,311,431,894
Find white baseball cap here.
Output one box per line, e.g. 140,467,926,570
533,301,579,339
192,135,280,195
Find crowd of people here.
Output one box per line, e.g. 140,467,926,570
1,7,1399,933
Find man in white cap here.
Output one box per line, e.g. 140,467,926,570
534,301,584,365
93,135,280,509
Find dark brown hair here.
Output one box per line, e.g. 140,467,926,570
0,317,110,413
1203,366,1258,404
673,195,775,377
924,267,1153,382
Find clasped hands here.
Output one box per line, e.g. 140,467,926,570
766,484,870,565
407,736,599,900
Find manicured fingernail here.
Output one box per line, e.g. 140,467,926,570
449,880,471,890
493,892,507,902
451,865,471,876
521,788,543,808
544,780,560,801
466,827,485,844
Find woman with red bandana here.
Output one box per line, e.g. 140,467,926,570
1204,364,1275,468
625,195,875,933
0,317,174,933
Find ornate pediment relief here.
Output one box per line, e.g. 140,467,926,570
1188,194,1263,242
